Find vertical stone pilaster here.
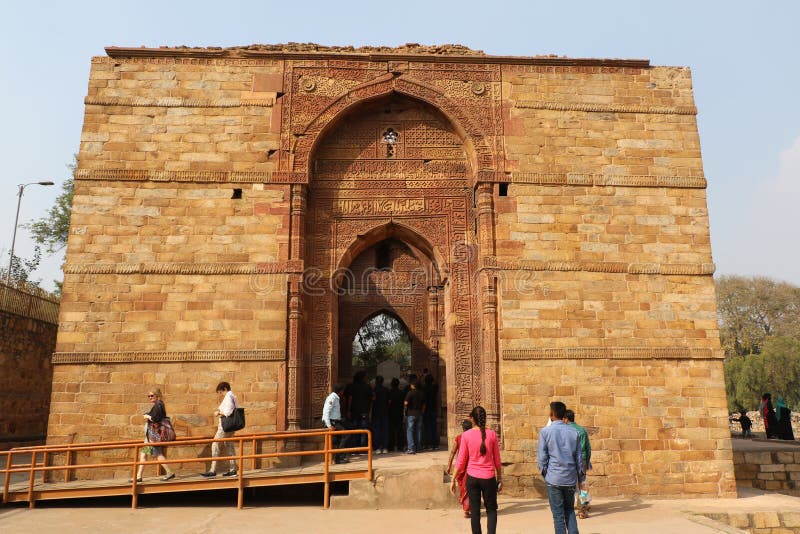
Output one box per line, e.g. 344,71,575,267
476,182,500,430
286,184,307,430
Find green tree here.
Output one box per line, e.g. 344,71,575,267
716,275,800,357
724,337,800,411
352,312,411,376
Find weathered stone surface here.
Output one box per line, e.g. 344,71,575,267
52,44,733,498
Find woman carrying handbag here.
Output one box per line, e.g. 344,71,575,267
131,388,175,482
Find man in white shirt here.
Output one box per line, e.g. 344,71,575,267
202,382,239,477
323,384,352,464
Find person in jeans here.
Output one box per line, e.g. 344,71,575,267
322,383,353,464
371,375,390,454
538,401,585,534
404,379,425,454
449,406,502,534
202,382,239,478
563,409,591,519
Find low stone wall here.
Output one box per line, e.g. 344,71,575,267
0,284,59,449
734,449,800,493
698,511,800,533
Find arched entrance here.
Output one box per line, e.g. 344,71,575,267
350,310,411,379
296,92,484,440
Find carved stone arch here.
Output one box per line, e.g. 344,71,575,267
333,221,447,289
293,74,496,179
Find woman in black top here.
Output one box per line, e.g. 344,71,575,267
131,388,175,482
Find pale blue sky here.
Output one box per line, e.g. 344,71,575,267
1,0,798,290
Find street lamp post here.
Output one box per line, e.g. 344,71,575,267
4,181,55,289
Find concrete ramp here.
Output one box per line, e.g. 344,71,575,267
331,451,455,509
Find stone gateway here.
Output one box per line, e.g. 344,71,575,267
49,43,735,497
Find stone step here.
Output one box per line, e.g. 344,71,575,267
330,462,454,509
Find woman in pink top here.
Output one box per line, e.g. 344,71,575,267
449,406,502,534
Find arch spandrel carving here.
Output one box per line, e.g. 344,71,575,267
280,65,505,183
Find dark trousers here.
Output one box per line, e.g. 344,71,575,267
467,474,498,534
423,410,439,449
371,414,389,451
332,420,352,462
388,416,404,451
546,483,579,534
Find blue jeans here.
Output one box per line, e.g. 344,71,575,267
353,413,369,448
371,415,389,451
406,415,421,452
546,483,579,534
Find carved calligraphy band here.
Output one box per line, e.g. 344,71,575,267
52,349,285,365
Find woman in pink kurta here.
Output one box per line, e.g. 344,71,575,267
449,406,502,534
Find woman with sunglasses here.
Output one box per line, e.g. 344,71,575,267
131,389,175,482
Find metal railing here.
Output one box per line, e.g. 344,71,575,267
1,428,372,509
0,282,59,324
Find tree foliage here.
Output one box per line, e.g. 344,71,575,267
725,337,800,411
24,159,75,254
718,275,800,411
352,312,411,376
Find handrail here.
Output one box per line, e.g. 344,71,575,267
1,428,372,509
9,428,327,452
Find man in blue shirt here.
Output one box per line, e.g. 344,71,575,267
538,401,585,534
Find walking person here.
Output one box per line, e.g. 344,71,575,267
449,406,502,534
202,382,239,478
539,401,585,534
388,377,406,452
563,409,591,519
323,384,353,464
404,379,425,454
447,419,474,518
371,375,390,454
132,388,175,482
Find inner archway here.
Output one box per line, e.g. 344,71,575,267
351,311,411,379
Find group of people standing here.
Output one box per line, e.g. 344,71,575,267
322,369,441,463
760,392,795,440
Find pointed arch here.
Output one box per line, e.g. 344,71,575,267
333,221,447,289
292,73,496,179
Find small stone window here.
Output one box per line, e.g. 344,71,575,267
498,183,509,197
382,128,399,158
232,188,243,199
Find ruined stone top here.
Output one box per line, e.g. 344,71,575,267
104,42,650,68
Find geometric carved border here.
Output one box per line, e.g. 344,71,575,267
85,96,274,108
52,349,285,364
482,257,715,276
63,261,302,275
501,347,723,360
74,168,274,184
515,100,697,115
511,173,707,189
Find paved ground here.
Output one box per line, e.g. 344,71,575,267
5,487,800,534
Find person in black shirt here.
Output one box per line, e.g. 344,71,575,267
349,371,372,449
404,380,426,454
422,374,440,450
388,377,406,452
371,375,390,454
